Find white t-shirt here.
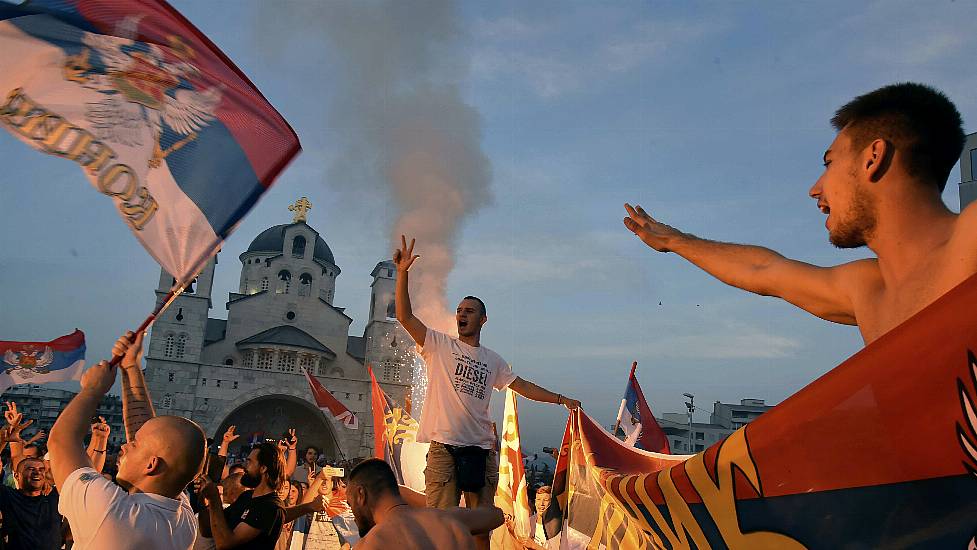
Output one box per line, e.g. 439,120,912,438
417,329,517,449
58,467,198,550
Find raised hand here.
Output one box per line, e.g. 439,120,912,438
285,428,297,450
561,396,582,411
113,330,146,370
393,235,420,273
25,430,46,445
80,359,118,395
222,425,240,446
91,416,110,439
197,476,221,507
4,401,21,427
623,203,685,252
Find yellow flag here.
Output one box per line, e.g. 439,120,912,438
492,389,532,549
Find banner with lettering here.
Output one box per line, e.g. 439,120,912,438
559,272,977,549
0,0,299,284
492,389,532,550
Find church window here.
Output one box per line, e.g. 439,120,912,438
168,372,174,382
224,357,234,366
387,269,393,278
173,277,196,294
233,381,239,389
216,379,221,388
277,270,291,294
243,351,255,369
164,334,175,358
175,334,187,359
358,394,363,400
292,236,307,258
278,352,296,373
326,290,333,302
344,393,350,399
201,378,207,386
260,277,269,291
286,311,296,321
257,351,274,370
299,273,313,296
243,278,249,293
162,394,172,409
330,367,344,378
383,362,401,383
299,355,316,372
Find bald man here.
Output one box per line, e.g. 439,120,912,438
49,331,207,549
347,459,504,550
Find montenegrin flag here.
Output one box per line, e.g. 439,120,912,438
0,0,300,285
0,330,86,394
552,273,977,549
302,367,358,429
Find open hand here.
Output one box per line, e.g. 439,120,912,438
197,476,221,507
623,203,685,252
91,416,110,439
25,430,46,445
222,425,240,446
393,235,420,273
4,402,22,427
285,428,297,449
113,330,146,370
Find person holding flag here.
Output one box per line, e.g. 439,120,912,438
393,235,580,520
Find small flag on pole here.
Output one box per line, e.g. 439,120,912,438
0,330,85,394
614,362,670,453
303,367,358,429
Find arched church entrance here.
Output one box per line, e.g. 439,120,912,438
215,395,340,462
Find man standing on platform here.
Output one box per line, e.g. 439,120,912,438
394,235,580,515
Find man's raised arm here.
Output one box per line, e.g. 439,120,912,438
49,360,116,489
623,203,858,325
394,235,429,346
116,331,156,442
509,377,580,410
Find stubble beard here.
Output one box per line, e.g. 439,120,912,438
829,183,877,249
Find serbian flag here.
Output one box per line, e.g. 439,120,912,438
0,0,300,285
369,366,427,493
491,389,532,550
613,362,670,453
0,330,85,394
303,367,358,429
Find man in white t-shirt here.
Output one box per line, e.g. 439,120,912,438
394,236,580,515
49,331,207,550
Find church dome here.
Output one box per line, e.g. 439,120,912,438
246,223,336,265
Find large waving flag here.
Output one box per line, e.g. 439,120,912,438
554,272,977,549
0,330,86,394
369,366,427,493
303,367,358,429
613,362,670,453
0,0,300,285
492,389,532,550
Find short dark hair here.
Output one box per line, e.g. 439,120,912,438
348,458,398,498
304,445,319,454
254,442,287,491
17,457,44,473
462,295,486,317
831,82,964,192
536,485,552,495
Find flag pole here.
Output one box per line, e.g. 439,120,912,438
612,361,639,435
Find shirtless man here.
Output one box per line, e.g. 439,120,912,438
624,82,973,344
347,459,503,550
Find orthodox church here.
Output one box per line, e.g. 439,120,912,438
143,198,413,460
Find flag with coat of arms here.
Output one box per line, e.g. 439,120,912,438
0,330,86,394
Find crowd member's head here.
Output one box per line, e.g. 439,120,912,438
228,463,245,477
303,446,319,466
287,482,300,507
241,442,287,493
277,479,292,502
116,416,207,498
812,83,965,249
22,444,41,459
534,486,552,516
456,295,487,337
347,459,401,537
220,472,247,505
15,457,47,495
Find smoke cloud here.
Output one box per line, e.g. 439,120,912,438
260,0,492,333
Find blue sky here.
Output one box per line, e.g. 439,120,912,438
2,0,976,453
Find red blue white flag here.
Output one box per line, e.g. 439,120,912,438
0,330,86,394
0,0,300,285
613,362,670,454
303,367,358,429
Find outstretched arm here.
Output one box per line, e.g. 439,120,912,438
394,235,429,346
623,203,857,324
49,360,116,489
451,505,505,535
509,378,580,410
116,331,156,442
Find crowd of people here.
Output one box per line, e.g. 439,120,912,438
0,82,973,549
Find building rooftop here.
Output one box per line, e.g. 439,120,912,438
236,325,336,358
245,222,336,266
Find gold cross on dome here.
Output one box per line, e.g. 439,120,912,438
288,197,312,223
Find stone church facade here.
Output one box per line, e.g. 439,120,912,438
143,200,414,460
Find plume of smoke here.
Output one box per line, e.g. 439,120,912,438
261,0,492,334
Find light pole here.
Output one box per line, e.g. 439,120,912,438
683,393,694,452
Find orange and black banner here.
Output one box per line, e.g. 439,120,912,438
549,273,977,549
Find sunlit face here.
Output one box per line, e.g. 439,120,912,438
116,425,153,491
287,484,299,506
456,298,486,338
277,480,291,501
535,491,551,515
305,448,318,464
809,130,877,248
347,484,373,537
241,449,264,489
17,459,46,492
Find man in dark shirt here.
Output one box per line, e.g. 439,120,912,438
200,442,285,549
0,457,62,550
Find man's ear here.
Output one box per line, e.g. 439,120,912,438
864,138,892,183
145,455,163,476
479,315,488,327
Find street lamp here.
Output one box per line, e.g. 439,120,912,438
683,393,694,452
